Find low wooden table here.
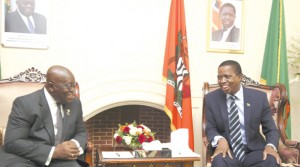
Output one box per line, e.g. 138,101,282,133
99,147,200,167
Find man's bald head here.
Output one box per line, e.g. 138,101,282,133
45,65,76,104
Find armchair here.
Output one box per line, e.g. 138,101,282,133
202,75,300,166
0,67,93,166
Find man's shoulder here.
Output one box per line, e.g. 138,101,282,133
243,86,266,96
15,88,44,101
33,13,47,20
231,26,240,33
205,88,223,98
5,11,20,19
212,30,223,36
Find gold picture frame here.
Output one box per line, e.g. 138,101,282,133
206,0,244,53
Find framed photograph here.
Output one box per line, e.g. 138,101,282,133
206,0,244,53
1,0,49,49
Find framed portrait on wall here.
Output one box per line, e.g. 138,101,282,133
206,0,244,53
1,0,49,49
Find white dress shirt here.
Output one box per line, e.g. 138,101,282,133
43,88,83,166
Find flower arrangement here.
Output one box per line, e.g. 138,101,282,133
114,121,155,150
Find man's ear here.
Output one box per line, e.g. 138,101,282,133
46,82,54,91
238,74,243,80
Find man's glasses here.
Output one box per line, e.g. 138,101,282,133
48,82,76,90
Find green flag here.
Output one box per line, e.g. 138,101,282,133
260,0,290,138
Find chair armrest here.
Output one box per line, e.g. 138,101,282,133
202,136,213,166
285,140,300,149
83,142,94,167
0,127,5,146
279,140,300,164
86,141,93,153
0,129,2,146
284,139,300,164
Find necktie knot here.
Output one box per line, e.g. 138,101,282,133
229,95,236,102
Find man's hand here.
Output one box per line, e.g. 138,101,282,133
211,138,233,161
52,141,80,160
263,145,281,165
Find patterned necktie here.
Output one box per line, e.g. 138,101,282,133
228,95,245,162
27,17,35,33
55,103,63,145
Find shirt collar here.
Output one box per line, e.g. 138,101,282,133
223,24,234,32
44,87,57,105
226,84,243,100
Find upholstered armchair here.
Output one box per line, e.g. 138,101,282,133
202,75,300,167
0,67,93,166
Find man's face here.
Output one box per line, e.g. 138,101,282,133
16,0,35,17
217,65,241,95
220,6,236,29
50,76,76,105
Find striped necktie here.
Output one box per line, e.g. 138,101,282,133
228,95,245,162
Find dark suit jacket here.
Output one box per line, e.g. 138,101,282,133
5,10,47,34
205,87,279,152
212,26,240,42
2,89,87,166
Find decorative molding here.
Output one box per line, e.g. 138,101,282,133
9,67,46,82
241,74,260,86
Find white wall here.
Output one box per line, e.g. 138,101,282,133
1,0,300,163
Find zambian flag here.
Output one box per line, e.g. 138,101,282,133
260,0,290,138
163,0,194,150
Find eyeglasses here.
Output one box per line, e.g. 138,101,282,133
48,82,76,90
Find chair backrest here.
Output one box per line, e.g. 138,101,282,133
201,75,290,166
0,68,46,128
0,67,92,166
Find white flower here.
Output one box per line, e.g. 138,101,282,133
123,136,132,145
129,127,138,136
128,124,134,129
113,133,119,139
141,125,151,133
136,127,143,134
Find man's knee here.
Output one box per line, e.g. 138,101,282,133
212,154,241,167
263,155,280,167
212,154,226,165
49,160,81,167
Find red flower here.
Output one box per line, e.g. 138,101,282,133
137,125,144,129
116,136,123,144
138,134,147,143
147,136,154,142
123,126,130,134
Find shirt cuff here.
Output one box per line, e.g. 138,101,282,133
212,136,224,147
45,147,55,166
266,143,277,152
71,139,84,155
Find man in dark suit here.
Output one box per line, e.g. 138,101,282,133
205,60,281,167
5,0,46,34
212,3,240,42
0,65,87,167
